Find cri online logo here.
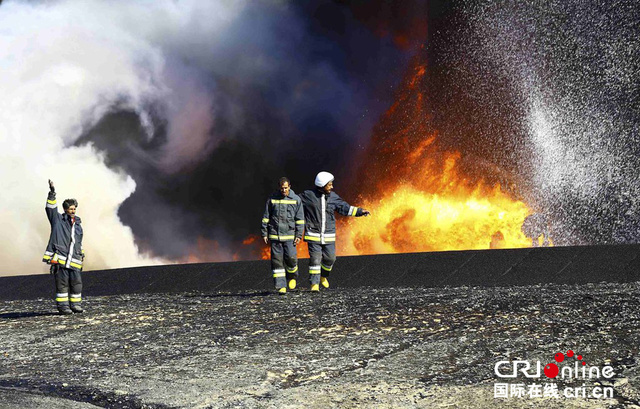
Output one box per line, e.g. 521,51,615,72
495,350,615,379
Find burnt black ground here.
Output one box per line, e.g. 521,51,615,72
3,244,639,301
1,283,640,408
1,245,640,408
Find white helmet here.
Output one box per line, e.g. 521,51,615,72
314,171,334,187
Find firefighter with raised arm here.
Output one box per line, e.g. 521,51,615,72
261,177,305,294
43,180,86,314
300,171,370,292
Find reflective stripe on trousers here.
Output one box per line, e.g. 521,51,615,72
307,242,336,286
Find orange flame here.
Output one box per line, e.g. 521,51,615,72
260,245,270,260
338,157,532,254
242,236,257,245
338,53,534,255
241,235,271,260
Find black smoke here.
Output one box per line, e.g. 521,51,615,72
75,1,432,260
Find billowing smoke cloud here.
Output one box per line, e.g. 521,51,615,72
0,0,415,275
0,0,258,275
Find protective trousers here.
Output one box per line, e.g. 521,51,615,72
307,242,336,285
52,265,82,309
270,240,298,289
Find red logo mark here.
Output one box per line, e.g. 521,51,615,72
544,363,559,378
545,350,586,378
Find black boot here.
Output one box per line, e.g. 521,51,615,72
70,303,84,313
58,304,73,315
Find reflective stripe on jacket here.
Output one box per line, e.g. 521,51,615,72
261,189,304,241
43,191,84,271
300,188,364,244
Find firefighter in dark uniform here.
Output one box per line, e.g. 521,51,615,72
43,180,85,314
300,171,370,292
261,177,305,294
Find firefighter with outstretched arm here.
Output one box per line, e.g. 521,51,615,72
300,171,370,292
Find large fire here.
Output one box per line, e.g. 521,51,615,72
337,52,533,255
249,51,537,261
337,150,531,255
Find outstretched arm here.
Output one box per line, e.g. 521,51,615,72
334,194,370,217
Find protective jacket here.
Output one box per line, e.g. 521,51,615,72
42,191,84,271
300,188,365,244
261,189,305,242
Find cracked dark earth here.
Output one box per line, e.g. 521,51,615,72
1,282,640,408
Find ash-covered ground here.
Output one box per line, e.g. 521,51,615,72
1,283,640,408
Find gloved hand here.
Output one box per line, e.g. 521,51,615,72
48,179,55,193
361,209,371,216
294,237,301,246
263,236,268,244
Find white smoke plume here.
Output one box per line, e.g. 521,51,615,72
0,0,247,275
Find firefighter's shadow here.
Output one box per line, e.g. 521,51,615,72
0,311,59,319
